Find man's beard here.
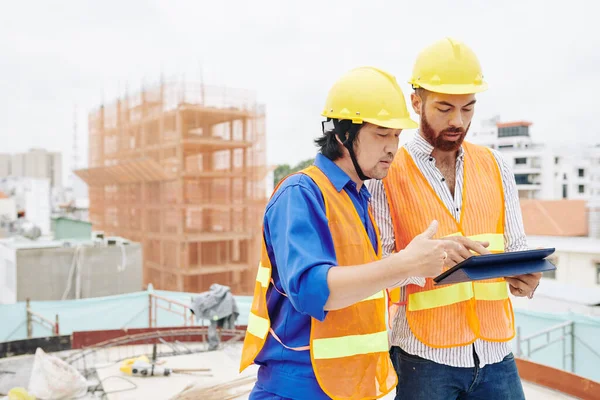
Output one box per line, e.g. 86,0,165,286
421,111,469,152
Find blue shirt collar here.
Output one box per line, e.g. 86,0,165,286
314,153,371,198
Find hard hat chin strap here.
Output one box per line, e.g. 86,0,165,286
331,119,371,181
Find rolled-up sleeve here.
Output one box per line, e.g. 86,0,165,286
264,176,336,321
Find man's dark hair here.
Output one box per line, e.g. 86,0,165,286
314,119,362,161
414,87,429,104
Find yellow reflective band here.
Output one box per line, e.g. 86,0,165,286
408,282,473,311
312,330,389,360
247,312,269,339
359,290,384,303
474,281,508,301
256,264,270,288
444,232,504,254
469,233,504,253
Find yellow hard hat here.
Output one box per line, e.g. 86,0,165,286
322,66,418,130
409,38,488,95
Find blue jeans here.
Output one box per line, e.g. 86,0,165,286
389,346,526,400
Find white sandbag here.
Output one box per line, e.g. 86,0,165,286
28,347,88,399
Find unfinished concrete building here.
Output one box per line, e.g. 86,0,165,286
75,80,267,294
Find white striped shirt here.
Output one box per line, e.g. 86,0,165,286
366,134,528,368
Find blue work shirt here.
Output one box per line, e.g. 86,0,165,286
253,153,379,399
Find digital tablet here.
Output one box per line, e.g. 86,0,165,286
433,248,556,285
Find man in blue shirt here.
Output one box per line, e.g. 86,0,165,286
242,67,468,399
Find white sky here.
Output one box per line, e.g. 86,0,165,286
1,0,598,184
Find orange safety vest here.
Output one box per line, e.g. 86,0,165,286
240,165,396,400
382,142,515,348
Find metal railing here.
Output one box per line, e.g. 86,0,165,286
147,292,195,328
3,298,60,341
26,298,59,337
516,320,600,374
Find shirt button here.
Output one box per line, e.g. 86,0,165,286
456,208,459,211
429,157,434,162
441,178,446,182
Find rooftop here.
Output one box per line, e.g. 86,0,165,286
521,199,588,237
0,290,598,396
497,121,533,128
0,342,583,400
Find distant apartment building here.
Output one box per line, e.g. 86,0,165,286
0,149,62,188
0,177,52,234
470,119,597,201
0,154,10,177
588,145,600,200
508,198,600,318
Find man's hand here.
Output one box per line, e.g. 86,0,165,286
505,273,542,298
401,220,447,278
439,236,491,267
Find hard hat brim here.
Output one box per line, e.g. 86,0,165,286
363,117,419,130
412,82,488,95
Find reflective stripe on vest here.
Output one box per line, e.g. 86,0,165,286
360,290,384,303
256,263,270,288
445,232,504,253
382,142,514,347
240,166,397,399
312,330,389,360
474,281,508,301
247,312,269,339
407,231,508,312
408,281,508,311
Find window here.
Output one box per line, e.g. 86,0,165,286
563,173,568,180
578,168,585,178
499,145,514,149
499,126,530,137
596,263,600,285
515,158,527,165
562,184,568,199
515,174,532,185
579,185,585,194
555,157,560,164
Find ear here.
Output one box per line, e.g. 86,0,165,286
411,92,422,115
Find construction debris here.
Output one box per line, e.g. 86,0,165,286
119,355,211,377
27,348,88,399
